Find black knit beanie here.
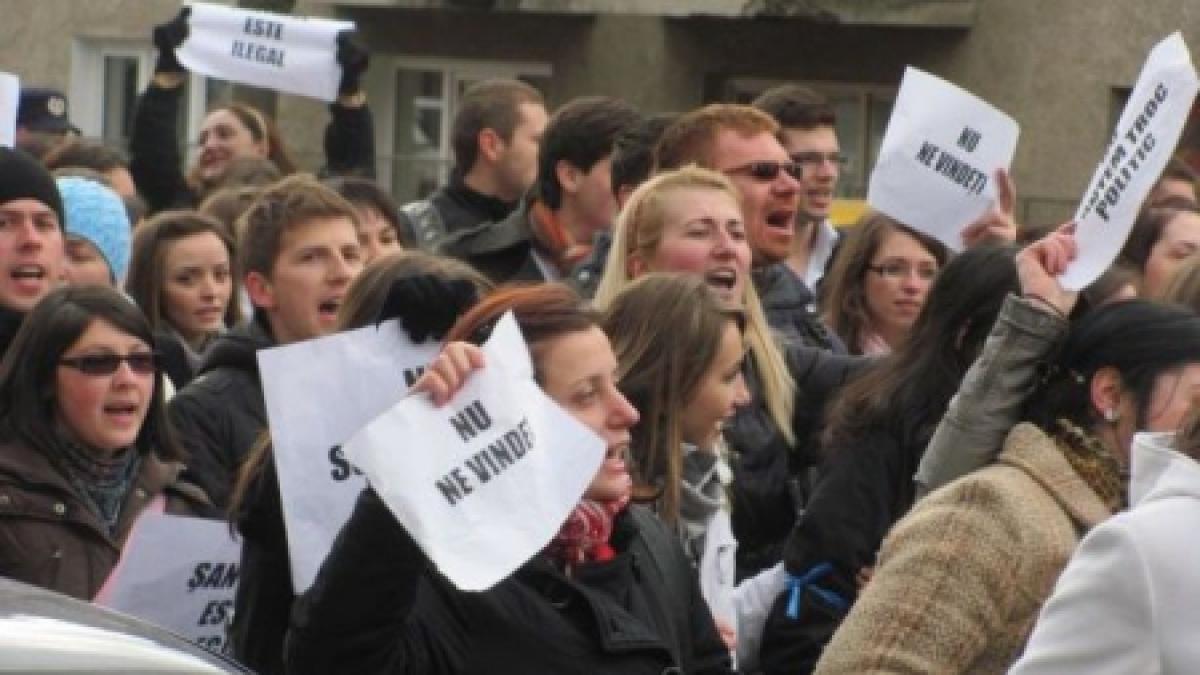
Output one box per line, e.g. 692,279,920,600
0,147,64,226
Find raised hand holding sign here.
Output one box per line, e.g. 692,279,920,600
175,2,354,102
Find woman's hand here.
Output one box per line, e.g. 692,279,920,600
961,168,1019,247
411,342,486,406
714,617,737,652
1016,222,1079,317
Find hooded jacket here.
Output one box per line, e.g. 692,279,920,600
167,319,274,508
1011,432,1200,674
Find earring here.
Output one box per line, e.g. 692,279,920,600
1104,408,1120,423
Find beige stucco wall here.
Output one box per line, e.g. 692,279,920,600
8,0,1200,219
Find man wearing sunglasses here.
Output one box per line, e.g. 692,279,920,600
753,85,844,301
655,104,844,354
0,147,66,358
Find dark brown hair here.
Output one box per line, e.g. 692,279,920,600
452,79,544,172
125,210,241,335
820,211,950,354
238,174,360,280
751,84,837,130
187,102,297,196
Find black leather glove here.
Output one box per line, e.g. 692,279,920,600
375,274,479,344
336,31,369,96
153,7,191,75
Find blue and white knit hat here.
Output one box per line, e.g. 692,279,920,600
56,177,131,283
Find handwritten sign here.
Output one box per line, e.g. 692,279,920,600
1062,32,1200,290
0,73,17,148
177,2,353,102
258,319,439,592
94,513,241,653
345,313,605,591
868,67,1020,250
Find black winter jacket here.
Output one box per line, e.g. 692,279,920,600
397,172,516,250
753,263,846,354
129,83,375,214
230,453,291,675
438,198,551,284
167,320,274,508
724,342,865,581
759,417,932,674
286,488,734,675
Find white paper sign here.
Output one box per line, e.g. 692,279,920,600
345,313,605,592
94,513,241,653
1063,32,1200,290
0,73,17,148
258,319,440,592
867,67,1020,251
177,2,353,102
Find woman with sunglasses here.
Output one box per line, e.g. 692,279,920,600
0,285,209,601
821,211,950,355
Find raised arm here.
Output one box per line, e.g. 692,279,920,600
914,227,1077,497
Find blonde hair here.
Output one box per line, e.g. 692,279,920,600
594,165,796,443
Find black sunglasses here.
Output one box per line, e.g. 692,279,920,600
723,160,803,182
59,352,160,376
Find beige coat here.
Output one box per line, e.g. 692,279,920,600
814,423,1113,675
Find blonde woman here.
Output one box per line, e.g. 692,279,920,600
595,165,863,581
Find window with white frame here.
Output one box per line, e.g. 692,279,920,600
715,78,897,200
379,57,552,204
70,39,229,161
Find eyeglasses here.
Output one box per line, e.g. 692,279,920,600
59,352,159,376
790,151,849,168
723,160,802,182
866,261,938,281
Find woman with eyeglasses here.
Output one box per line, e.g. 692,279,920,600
821,211,950,355
0,285,209,601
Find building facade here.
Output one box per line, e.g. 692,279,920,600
5,0,1200,224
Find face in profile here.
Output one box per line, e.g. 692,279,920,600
535,326,640,503
55,318,156,453
1143,210,1200,299
679,319,750,451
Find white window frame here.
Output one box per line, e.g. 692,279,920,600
369,55,552,200
70,38,215,157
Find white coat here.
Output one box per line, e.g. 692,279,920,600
1010,431,1200,674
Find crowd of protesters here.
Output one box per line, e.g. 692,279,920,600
4,5,1200,674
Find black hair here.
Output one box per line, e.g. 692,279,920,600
535,96,640,209
824,243,1019,446
322,176,403,242
0,285,183,462
610,113,679,199
1024,299,1200,431
751,84,837,130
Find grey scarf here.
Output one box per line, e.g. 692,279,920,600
677,444,726,565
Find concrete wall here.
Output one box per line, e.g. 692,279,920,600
9,0,1200,221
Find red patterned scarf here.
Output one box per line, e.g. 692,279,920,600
544,495,629,574
528,200,593,276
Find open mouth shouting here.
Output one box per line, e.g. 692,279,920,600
317,296,343,325
703,267,741,302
